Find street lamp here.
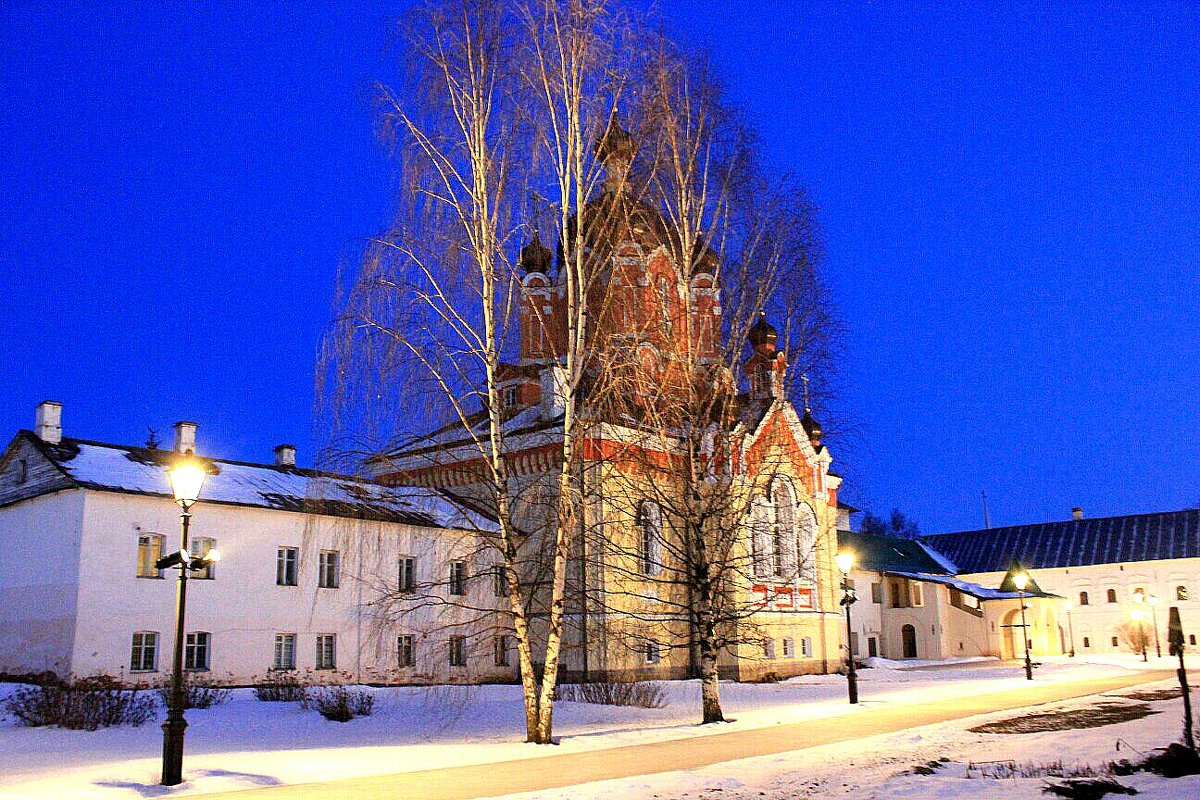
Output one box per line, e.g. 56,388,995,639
1062,599,1076,657
1012,571,1033,680
1130,608,1149,663
160,457,215,786
835,551,858,704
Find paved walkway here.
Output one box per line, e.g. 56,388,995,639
200,669,1175,800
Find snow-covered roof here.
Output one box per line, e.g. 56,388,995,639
922,509,1200,573
22,433,496,531
884,571,1059,601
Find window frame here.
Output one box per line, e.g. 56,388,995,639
273,633,297,671
1177,585,1189,601
1079,590,1089,606
638,500,664,577
449,635,467,667
318,549,340,589
398,556,416,593
449,560,467,596
276,547,299,587
130,631,159,672
190,537,217,580
137,533,165,579
397,634,414,668
315,634,337,670
644,640,661,665
184,631,211,671
1106,588,1118,604
494,634,510,667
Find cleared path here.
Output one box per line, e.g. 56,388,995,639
199,669,1175,800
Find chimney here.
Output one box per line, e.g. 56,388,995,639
173,421,198,454
35,401,63,444
274,444,296,467
1072,507,1084,521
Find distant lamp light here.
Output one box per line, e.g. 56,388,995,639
1012,572,1029,592
835,551,855,576
1131,609,1145,622
168,460,207,508
1147,594,1159,607
1062,599,1073,611
1132,588,1146,604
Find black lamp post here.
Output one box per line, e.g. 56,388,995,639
835,551,858,704
159,458,215,787
1012,571,1033,680
1147,594,1162,659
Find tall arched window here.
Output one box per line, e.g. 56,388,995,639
1106,588,1117,603
1079,591,1089,606
796,502,818,583
750,500,772,578
638,500,663,576
771,478,798,579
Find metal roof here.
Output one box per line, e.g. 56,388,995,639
921,509,1200,574
836,529,949,575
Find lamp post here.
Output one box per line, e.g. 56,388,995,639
1062,599,1076,658
1147,594,1162,659
1012,571,1033,680
835,551,858,705
1131,608,1149,662
160,458,215,787
1131,589,1153,662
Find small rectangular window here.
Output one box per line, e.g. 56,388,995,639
1111,636,1119,647
1177,586,1189,601
277,547,298,586
318,550,340,589
782,637,794,658
890,581,905,608
17,458,27,484
763,638,776,659
273,633,297,670
137,534,164,578
502,386,518,409
800,637,813,658
645,641,661,664
870,583,882,604
185,632,211,670
909,581,924,607
190,537,217,580
397,635,414,668
315,634,337,670
130,631,158,672
449,635,467,667
398,557,416,593
494,635,510,667
1082,636,1091,648
493,565,508,598
449,561,467,596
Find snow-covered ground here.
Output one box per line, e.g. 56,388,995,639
0,654,1190,799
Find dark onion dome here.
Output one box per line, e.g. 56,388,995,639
748,313,778,351
519,234,553,274
801,410,823,443
594,117,634,165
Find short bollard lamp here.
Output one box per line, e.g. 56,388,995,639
160,458,216,786
1012,571,1033,681
835,551,858,704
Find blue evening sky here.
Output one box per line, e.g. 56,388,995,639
2,2,1197,533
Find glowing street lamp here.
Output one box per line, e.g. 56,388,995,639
1062,599,1076,658
835,551,858,704
1012,571,1033,680
160,457,215,786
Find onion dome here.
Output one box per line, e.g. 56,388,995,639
595,118,634,165
748,312,778,353
519,233,553,274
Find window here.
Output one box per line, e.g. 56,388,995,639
273,633,297,670
1107,589,1118,603
1079,591,1089,606
191,537,216,580
130,632,158,672
494,635,510,667
644,641,661,664
449,635,467,667
17,458,27,484
796,502,818,582
1190,634,1197,646
315,634,337,670
772,479,797,579
398,557,416,593
449,561,467,595
493,565,508,598
638,501,663,576
871,583,882,604
185,632,211,670
782,637,794,658
318,550,340,589
763,638,776,659
397,635,414,668
751,501,772,577
800,637,813,657
137,534,164,578
277,547,298,586
890,581,905,608
1082,637,1091,648
1178,586,1189,601
502,386,518,409
1111,636,1120,647
909,581,924,607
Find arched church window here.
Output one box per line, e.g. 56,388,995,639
796,502,818,583
638,500,663,577
750,500,772,578
771,478,798,580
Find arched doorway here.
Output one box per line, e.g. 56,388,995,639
901,624,917,659
1000,608,1020,659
